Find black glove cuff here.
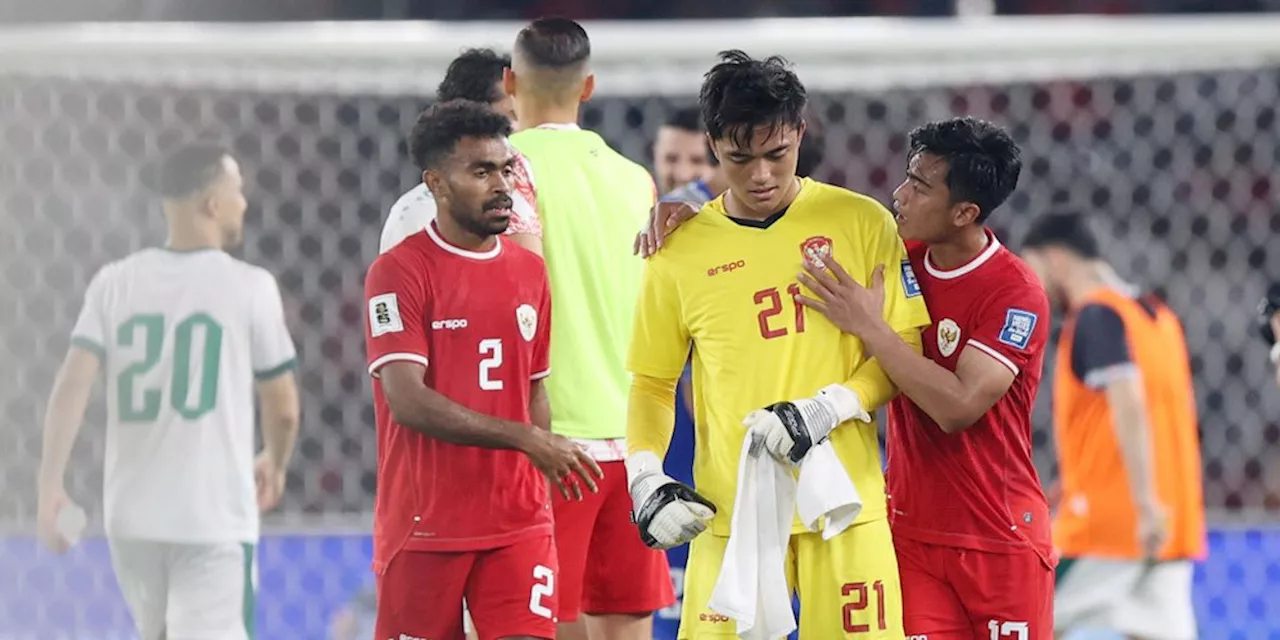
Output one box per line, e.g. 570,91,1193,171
768,401,813,464
632,483,716,549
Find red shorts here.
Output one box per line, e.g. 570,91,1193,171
375,534,559,640
552,459,675,621
895,535,1053,640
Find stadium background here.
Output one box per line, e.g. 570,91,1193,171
2,1,1280,638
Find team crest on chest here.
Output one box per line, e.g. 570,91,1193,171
937,318,962,357
516,304,538,342
800,235,833,269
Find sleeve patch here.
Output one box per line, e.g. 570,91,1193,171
369,293,404,337
998,308,1038,350
900,259,922,298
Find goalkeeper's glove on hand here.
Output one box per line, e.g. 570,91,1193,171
743,384,872,464
626,451,716,550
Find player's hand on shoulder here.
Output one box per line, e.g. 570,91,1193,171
633,201,699,258
36,487,85,553
625,451,716,549
254,452,287,513
743,395,842,464
523,429,603,501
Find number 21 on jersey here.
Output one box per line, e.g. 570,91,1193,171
754,284,806,340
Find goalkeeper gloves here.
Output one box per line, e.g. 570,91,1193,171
626,451,716,550
743,384,871,464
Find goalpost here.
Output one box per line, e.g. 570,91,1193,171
1,15,1278,639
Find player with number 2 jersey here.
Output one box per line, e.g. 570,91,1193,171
364,100,601,640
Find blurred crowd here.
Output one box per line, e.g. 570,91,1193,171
2,0,1278,23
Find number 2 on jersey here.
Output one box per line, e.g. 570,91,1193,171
755,284,806,339
479,338,503,390
116,313,222,422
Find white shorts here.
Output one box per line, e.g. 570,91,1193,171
1055,556,1197,640
109,538,257,640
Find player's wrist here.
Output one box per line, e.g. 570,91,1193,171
816,384,870,424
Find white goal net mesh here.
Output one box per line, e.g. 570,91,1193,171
1,16,1279,639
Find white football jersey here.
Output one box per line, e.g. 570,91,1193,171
379,151,541,254
70,248,297,543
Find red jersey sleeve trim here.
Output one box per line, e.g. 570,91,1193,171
368,352,429,378
967,339,1020,376
531,368,551,381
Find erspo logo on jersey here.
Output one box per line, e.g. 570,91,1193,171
707,260,746,277
431,318,469,330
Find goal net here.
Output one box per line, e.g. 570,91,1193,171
1,15,1278,639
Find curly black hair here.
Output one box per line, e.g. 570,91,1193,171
436,48,511,104
408,100,513,171
908,117,1022,223
699,50,807,149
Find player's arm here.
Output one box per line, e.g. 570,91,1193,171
528,275,552,432
38,268,111,551
751,210,931,462
626,259,715,549
365,255,599,497
249,272,302,511
1073,304,1163,525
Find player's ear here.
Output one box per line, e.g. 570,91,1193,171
579,74,595,102
705,134,722,165
502,68,517,99
422,169,446,197
952,201,982,227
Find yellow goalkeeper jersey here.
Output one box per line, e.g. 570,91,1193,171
628,178,931,536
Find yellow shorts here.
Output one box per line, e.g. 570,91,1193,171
678,518,904,639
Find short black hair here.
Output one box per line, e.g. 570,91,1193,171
437,48,511,103
664,106,703,133
1022,212,1102,259
796,106,825,177
700,50,807,149
908,116,1022,223
408,100,513,172
153,143,232,200
515,17,591,69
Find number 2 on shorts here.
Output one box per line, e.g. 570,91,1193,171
528,564,555,619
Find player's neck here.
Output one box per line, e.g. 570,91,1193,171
928,226,989,270
434,216,497,253
513,98,580,132
164,218,223,252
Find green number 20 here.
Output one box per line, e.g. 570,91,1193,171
116,313,223,422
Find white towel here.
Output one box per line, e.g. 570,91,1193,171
708,437,862,640
708,435,797,640
797,441,862,539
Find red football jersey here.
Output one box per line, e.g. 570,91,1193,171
364,221,553,569
887,230,1053,563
